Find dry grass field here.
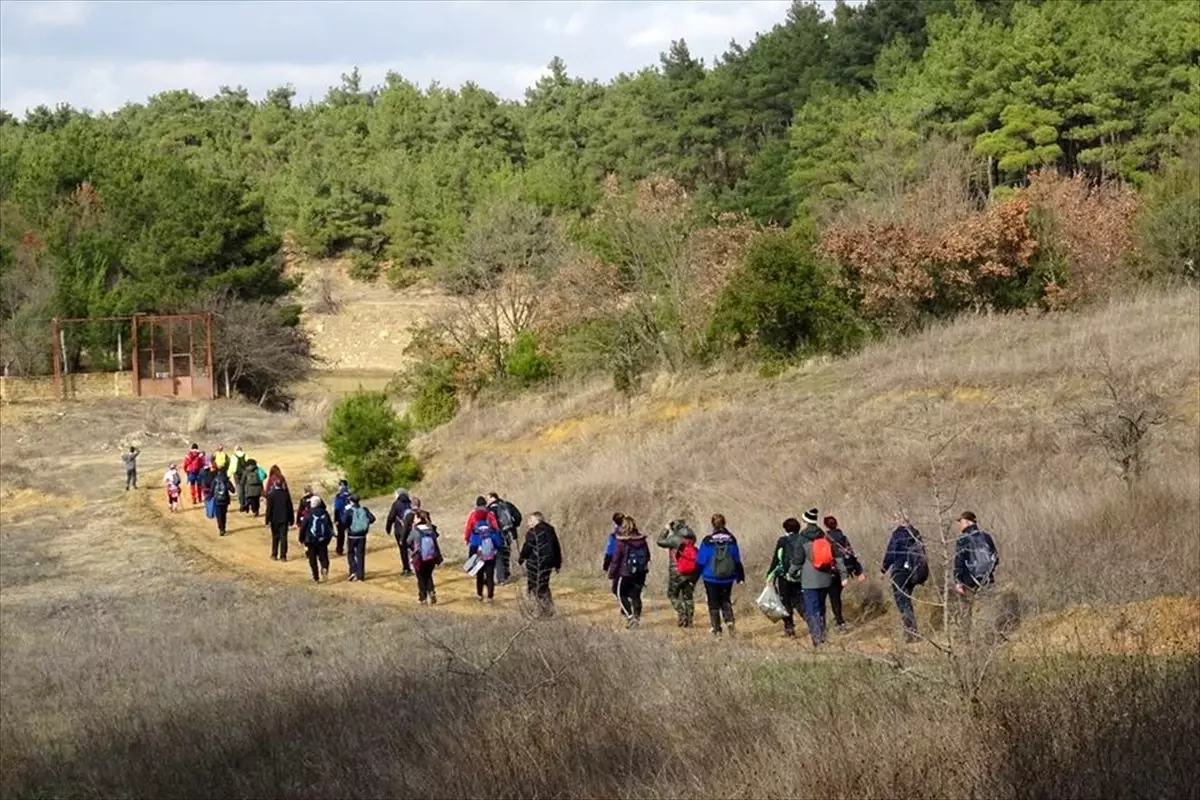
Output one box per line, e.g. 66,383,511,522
1,288,1198,799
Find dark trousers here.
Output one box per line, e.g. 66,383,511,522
395,532,412,573
125,469,137,490
270,521,289,559
347,536,366,580
802,587,829,644
777,579,803,635
829,580,845,626
246,496,261,517
891,575,919,638
307,542,330,581
496,530,514,583
417,562,437,602
704,581,735,632
476,560,496,598
527,570,554,616
616,572,646,619
335,520,347,555
215,503,229,535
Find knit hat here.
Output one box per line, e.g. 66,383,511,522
310,495,323,508
395,487,410,499
802,508,819,525
475,495,487,509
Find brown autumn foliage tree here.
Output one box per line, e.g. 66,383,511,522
1020,170,1141,308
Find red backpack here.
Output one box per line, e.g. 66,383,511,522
811,537,835,571
674,540,699,576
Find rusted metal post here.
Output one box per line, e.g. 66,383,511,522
167,322,175,385
204,312,215,400
131,315,140,397
50,317,62,399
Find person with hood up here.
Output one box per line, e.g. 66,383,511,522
695,514,745,638
344,494,376,582
332,480,352,556
183,444,204,504
407,508,443,604
385,488,415,576
468,510,505,602
163,463,182,512
783,508,847,646
463,496,500,544
264,469,294,562
301,496,334,582
608,516,651,628
880,514,928,642
122,445,140,491
486,492,523,585
656,518,700,628
519,512,563,617
601,512,625,597
241,458,264,517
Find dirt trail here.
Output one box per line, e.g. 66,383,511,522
135,441,1199,657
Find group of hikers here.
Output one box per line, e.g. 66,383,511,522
143,444,1001,643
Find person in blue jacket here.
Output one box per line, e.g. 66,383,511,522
601,512,624,597
332,479,352,556
468,517,506,603
694,513,745,637
880,515,928,642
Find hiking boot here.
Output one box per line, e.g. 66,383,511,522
219,531,226,537
348,574,358,582
476,595,484,603
783,627,796,639
312,575,320,583
627,617,640,629
419,597,427,605
710,628,722,638
727,623,736,637
676,618,686,628
401,570,413,577
485,597,494,604
271,555,278,561
429,592,437,605
280,555,287,563
321,567,329,578
835,623,849,634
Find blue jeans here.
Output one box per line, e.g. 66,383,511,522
802,587,829,645
347,536,366,580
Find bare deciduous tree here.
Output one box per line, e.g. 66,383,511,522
1073,351,1169,487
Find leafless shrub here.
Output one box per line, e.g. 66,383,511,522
309,269,339,315
186,403,210,434
1073,351,1170,486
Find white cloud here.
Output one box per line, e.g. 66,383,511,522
7,0,91,27
624,1,791,57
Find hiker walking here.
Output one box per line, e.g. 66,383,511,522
230,445,248,512
880,515,928,642
952,511,1000,641
241,459,264,517
183,444,203,504
519,512,562,617
486,492,523,585
783,509,847,646
212,444,230,475
695,514,745,637
468,511,505,603
608,516,651,628
122,445,140,490
823,515,866,632
301,496,333,583
601,512,625,597
408,509,443,604
264,468,294,562
333,480,352,556
656,519,699,628
211,465,234,537
296,484,314,542
344,495,375,582
766,519,804,638
385,488,415,576
163,463,182,512
463,496,500,544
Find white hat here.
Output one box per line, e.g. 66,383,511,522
310,495,323,508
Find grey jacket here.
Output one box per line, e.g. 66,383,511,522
789,524,848,590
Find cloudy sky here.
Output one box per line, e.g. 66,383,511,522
0,0,843,116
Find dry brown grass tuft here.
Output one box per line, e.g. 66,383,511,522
186,402,209,434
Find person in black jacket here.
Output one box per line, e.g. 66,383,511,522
518,512,563,617
823,515,866,632
385,488,415,577
264,478,295,561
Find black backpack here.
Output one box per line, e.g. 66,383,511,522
623,540,650,576
904,528,929,585
212,477,230,504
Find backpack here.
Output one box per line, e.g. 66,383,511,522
811,537,835,571
212,477,230,504
349,506,371,535
674,540,698,576
965,531,997,584
710,538,736,580
309,514,333,546
904,529,930,585
418,530,441,565
476,525,498,561
494,502,516,531
784,533,806,583
624,540,650,575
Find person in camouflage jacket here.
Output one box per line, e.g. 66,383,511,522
656,518,700,628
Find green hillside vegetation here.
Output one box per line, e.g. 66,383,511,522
1,0,1197,411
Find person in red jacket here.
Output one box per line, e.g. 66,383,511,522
182,444,204,504
463,495,500,543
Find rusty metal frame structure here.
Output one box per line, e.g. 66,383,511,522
50,312,215,400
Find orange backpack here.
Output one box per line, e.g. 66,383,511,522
811,537,834,571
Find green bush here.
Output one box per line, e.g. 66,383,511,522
407,360,459,431
348,252,381,283
505,331,553,387
1138,144,1200,280
708,232,866,358
385,262,418,291
322,391,421,494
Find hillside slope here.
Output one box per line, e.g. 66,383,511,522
414,289,1200,617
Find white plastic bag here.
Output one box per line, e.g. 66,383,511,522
756,583,789,622
463,554,484,576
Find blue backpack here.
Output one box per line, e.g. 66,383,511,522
308,514,333,546
475,520,498,560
